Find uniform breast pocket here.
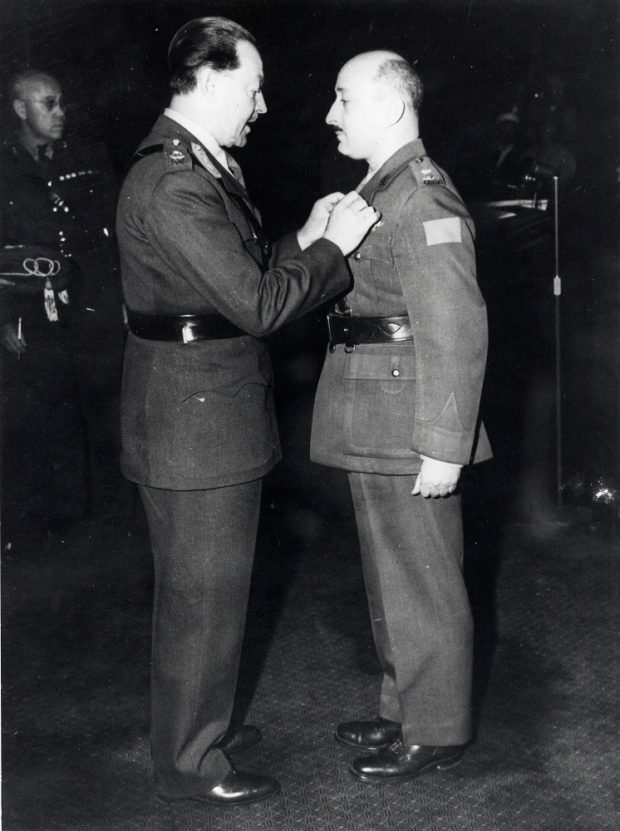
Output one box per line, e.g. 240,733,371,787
361,230,394,267
351,231,395,301
228,202,265,265
343,346,417,458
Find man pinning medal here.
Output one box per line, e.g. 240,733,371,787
116,17,379,807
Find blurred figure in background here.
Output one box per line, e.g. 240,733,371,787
522,120,577,190
485,110,526,197
0,70,125,532
526,71,577,149
522,71,578,191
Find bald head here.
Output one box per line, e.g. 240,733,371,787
10,70,65,146
326,50,421,170
341,51,423,113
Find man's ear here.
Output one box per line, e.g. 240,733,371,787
385,93,406,127
196,65,218,98
12,99,26,121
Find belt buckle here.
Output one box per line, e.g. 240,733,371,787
327,314,338,353
327,313,355,353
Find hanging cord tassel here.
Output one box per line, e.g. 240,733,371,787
44,276,59,321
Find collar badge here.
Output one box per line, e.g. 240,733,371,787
191,143,221,178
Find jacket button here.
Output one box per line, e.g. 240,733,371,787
353,252,362,260
391,368,400,377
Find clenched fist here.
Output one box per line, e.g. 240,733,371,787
323,191,380,256
297,192,345,251
412,456,462,498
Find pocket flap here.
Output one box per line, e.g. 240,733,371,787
356,232,393,265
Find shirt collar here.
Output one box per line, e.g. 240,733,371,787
359,138,426,200
18,132,55,162
163,107,230,172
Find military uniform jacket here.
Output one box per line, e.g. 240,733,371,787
117,115,350,490
311,139,492,473
0,135,122,346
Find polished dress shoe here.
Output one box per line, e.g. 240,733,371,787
216,724,262,754
160,766,280,806
336,717,402,751
351,739,465,782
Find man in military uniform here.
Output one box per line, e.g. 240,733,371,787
116,17,378,807
0,70,123,527
311,52,491,782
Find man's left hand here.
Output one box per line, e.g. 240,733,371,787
297,192,345,250
412,456,462,498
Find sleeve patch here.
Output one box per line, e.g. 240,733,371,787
423,217,462,246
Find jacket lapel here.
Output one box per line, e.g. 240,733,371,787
145,115,246,195
144,115,268,267
359,139,427,203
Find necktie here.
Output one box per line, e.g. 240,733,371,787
36,144,53,175
225,153,246,188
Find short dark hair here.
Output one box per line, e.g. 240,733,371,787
8,69,60,102
375,58,423,113
168,16,256,95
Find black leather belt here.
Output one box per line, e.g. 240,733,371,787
327,313,413,351
126,310,245,342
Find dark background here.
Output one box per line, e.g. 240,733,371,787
1,0,618,234
1,5,618,829
0,0,618,504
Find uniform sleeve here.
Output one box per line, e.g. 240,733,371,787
270,231,302,264
144,171,349,337
394,181,488,464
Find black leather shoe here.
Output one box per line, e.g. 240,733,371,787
216,725,262,754
160,767,280,806
351,739,465,782
336,717,402,751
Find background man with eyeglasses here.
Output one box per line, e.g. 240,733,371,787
0,70,125,532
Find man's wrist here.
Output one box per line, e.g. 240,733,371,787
296,228,314,251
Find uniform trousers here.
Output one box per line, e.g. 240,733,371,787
348,472,473,746
138,479,262,797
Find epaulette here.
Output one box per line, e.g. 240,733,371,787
162,138,193,171
409,155,445,186
129,139,194,172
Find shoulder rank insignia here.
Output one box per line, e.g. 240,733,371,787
411,156,445,186
421,168,443,185
161,139,192,170
191,142,221,178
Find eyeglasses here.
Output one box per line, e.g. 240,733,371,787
19,96,66,112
